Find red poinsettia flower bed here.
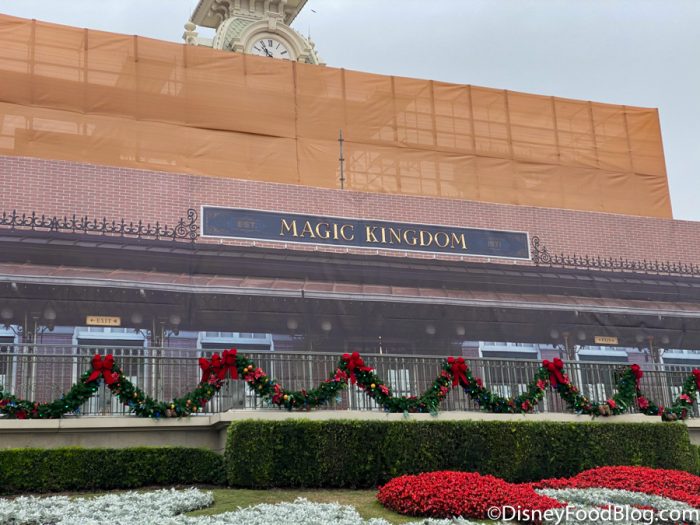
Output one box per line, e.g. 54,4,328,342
377,471,563,519
532,466,700,508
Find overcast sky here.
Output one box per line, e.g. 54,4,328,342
1,0,698,221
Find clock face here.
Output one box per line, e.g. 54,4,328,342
250,38,291,60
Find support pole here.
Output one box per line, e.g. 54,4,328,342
338,129,345,190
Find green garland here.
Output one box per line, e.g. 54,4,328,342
454,358,700,421
0,351,698,421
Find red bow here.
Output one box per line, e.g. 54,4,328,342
447,356,468,387
693,369,700,390
199,349,239,383
221,348,238,380
630,364,643,388
211,353,221,367
86,354,118,385
272,384,284,404
209,353,222,380
543,358,567,387
199,357,211,383
342,352,372,384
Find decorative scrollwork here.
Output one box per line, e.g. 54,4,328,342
531,235,700,278
0,209,199,243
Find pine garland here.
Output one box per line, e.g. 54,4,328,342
0,351,698,421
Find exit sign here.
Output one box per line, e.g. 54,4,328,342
86,316,121,327
594,336,619,345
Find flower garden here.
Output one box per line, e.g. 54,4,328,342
378,466,700,523
1,466,699,524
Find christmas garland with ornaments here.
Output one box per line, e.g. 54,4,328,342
0,350,698,421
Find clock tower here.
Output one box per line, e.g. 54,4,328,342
184,0,323,65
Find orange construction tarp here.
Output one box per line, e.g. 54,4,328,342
0,14,671,218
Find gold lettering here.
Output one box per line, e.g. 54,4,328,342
434,231,450,248
365,226,379,243
403,229,417,246
315,222,331,239
419,230,433,247
280,218,298,237
300,221,316,238
340,224,355,241
451,232,467,250
388,227,402,245
332,223,340,240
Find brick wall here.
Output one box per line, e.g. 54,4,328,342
1,155,699,266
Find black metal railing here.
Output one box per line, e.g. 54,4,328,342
531,236,700,278
0,209,199,242
0,344,697,417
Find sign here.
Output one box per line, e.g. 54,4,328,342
202,207,530,259
86,316,121,327
594,336,619,345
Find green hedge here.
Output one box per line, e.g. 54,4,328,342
693,444,700,475
0,447,225,493
225,419,697,488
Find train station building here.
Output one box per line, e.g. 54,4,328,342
0,1,699,409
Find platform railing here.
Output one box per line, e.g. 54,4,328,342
0,344,697,417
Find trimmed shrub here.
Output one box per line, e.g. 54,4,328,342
0,447,225,493
225,419,696,488
693,444,700,475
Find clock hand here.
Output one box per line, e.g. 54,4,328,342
260,41,273,57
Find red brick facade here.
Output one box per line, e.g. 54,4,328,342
2,155,698,266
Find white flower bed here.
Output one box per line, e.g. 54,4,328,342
3,487,696,525
538,487,697,514
0,490,480,525
0,488,211,525
177,498,479,525
537,488,700,525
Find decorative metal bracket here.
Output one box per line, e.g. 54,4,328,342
531,236,700,278
0,209,199,243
